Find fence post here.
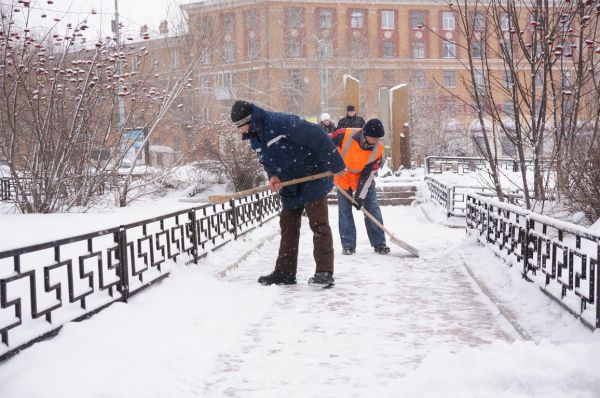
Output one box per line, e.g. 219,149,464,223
522,217,531,279
230,199,238,240
597,241,600,329
256,193,263,227
117,227,130,303
189,209,199,264
486,202,491,243
447,186,453,217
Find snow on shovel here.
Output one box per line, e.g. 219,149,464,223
335,184,420,257
208,171,334,205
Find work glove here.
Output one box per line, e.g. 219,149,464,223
353,197,364,210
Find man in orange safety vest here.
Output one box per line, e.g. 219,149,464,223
330,119,390,255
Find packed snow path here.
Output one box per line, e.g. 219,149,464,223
205,207,517,396
1,206,598,398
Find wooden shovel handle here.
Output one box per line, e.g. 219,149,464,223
208,171,334,204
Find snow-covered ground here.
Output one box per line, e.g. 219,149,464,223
1,204,598,398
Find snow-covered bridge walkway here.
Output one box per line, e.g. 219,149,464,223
1,206,598,397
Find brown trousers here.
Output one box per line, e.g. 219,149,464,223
275,196,334,274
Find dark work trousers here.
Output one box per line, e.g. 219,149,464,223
275,196,334,274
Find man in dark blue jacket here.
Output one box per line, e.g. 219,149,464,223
231,101,346,287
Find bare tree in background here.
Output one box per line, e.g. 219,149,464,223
409,81,466,163
0,3,166,212
437,0,600,211
205,118,265,192
0,1,221,211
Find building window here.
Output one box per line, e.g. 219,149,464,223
131,57,140,72
202,106,210,121
535,71,543,86
503,71,514,88
248,39,260,60
500,40,513,59
246,10,258,31
500,13,511,31
201,76,210,93
219,72,233,88
289,70,304,113
443,70,456,88
443,41,456,58
320,69,334,88
287,39,302,57
443,12,455,31
411,11,426,29
351,10,364,28
383,41,395,58
472,40,484,59
288,8,301,29
381,10,395,29
317,39,333,58
474,70,484,88
412,40,425,59
500,135,516,156
170,50,180,68
319,9,333,29
503,100,515,116
224,44,235,63
473,13,485,31
201,16,213,36
223,14,234,34
414,70,426,88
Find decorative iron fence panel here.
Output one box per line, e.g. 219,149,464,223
0,191,281,361
466,194,599,330
0,178,17,202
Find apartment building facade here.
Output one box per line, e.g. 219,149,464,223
181,0,476,122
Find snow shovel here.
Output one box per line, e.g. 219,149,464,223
335,184,420,257
207,171,334,204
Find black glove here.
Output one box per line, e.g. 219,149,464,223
353,197,363,210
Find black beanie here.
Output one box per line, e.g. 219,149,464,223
346,104,355,112
231,100,253,127
363,119,385,138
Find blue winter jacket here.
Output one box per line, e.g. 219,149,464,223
244,106,346,209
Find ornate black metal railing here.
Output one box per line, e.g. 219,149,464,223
0,191,281,361
466,193,600,330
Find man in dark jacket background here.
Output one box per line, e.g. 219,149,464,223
230,100,346,287
337,105,366,129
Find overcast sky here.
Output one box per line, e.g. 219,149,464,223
5,0,196,40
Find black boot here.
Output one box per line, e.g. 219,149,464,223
342,248,355,255
308,271,335,288
374,244,390,254
258,270,297,285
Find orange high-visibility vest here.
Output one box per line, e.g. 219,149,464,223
334,128,384,191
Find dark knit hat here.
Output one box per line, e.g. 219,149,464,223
231,100,253,127
346,104,355,112
363,119,385,138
